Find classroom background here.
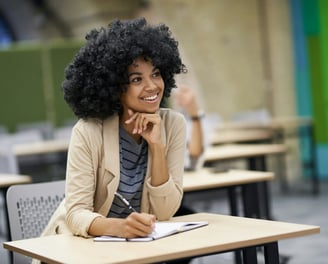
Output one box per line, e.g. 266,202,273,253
0,1,327,264
1,0,328,182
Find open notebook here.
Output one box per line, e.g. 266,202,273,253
94,221,208,242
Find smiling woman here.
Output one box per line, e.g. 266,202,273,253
39,17,188,245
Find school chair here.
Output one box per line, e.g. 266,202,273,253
6,180,65,264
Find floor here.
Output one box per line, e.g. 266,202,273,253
1,177,327,264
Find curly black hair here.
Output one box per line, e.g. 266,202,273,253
62,17,187,119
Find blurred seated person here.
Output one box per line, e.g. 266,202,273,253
172,85,205,171
172,85,205,217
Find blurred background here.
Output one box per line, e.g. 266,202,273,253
2,0,328,183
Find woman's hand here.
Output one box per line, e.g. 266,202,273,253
119,212,156,238
125,109,162,145
173,85,200,117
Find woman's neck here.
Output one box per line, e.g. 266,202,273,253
120,117,142,144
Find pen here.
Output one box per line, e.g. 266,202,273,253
114,191,137,213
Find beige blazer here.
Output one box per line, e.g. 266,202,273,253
42,108,186,238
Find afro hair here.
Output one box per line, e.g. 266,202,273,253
62,17,187,119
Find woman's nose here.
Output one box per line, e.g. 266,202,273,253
144,78,157,91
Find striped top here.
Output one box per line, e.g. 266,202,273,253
108,126,148,218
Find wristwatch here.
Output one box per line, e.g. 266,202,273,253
190,110,205,121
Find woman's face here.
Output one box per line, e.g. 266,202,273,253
120,57,165,115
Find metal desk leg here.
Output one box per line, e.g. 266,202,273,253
227,187,243,264
264,242,280,264
241,183,261,218
248,156,273,220
242,246,258,264
227,186,239,216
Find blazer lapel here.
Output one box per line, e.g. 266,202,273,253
103,115,120,178
98,115,120,216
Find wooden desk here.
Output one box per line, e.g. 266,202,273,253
0,174,32,188
204,144,287,163
13,139,69,157
183,169,274,192
216,116,313,131
3,213,320,264
0,174,32,242
203,144,287,220
210,129,274,145
183,169,274,219
216,116,319,195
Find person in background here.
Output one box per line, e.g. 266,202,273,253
173,85,205,218
173,84,205,170
40,17,187,240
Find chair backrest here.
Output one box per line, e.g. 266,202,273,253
0,137,19,174
10,129,43,144
6,180,65,264
0,125,8,135
54,126,73,140
16,121,54,140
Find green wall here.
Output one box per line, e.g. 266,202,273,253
0,40,82,132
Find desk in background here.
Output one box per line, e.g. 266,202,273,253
203,144,287,220
0,174,32,189
217,116,318,195
216,116,313,131
13,139,69,157
183,169,274,218
210,128,275,146
203,143,287,164
3,213,320,264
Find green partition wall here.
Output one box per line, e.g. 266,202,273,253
0,44,46,132
0,40,83,132
48,41,81,126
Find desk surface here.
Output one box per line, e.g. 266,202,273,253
210,129,274,145
217,116,312,131
13,139,69,157
0,174,32,188
204,144,287,162
183,169,274,192
3,213,319,264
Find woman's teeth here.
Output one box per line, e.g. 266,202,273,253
143,94,158,101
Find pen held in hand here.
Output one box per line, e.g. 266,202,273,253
114,191,137,213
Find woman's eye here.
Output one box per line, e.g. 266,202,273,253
153,71,161,78
131,77,141,83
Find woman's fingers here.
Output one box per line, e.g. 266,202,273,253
125,110,160,134
125,213,155,237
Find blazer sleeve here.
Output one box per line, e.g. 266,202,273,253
64,120,105,237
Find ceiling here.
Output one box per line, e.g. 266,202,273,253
0,0,149,41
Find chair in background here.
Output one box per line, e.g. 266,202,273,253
0,138,20,239
231,108,271,125
6,180,65,264
9,130,45,180
0,138,19,175
16,121,54,140
0,125,8,135
53,125,73,141
12,129,65,182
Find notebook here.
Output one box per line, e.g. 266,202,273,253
94,221,208,242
